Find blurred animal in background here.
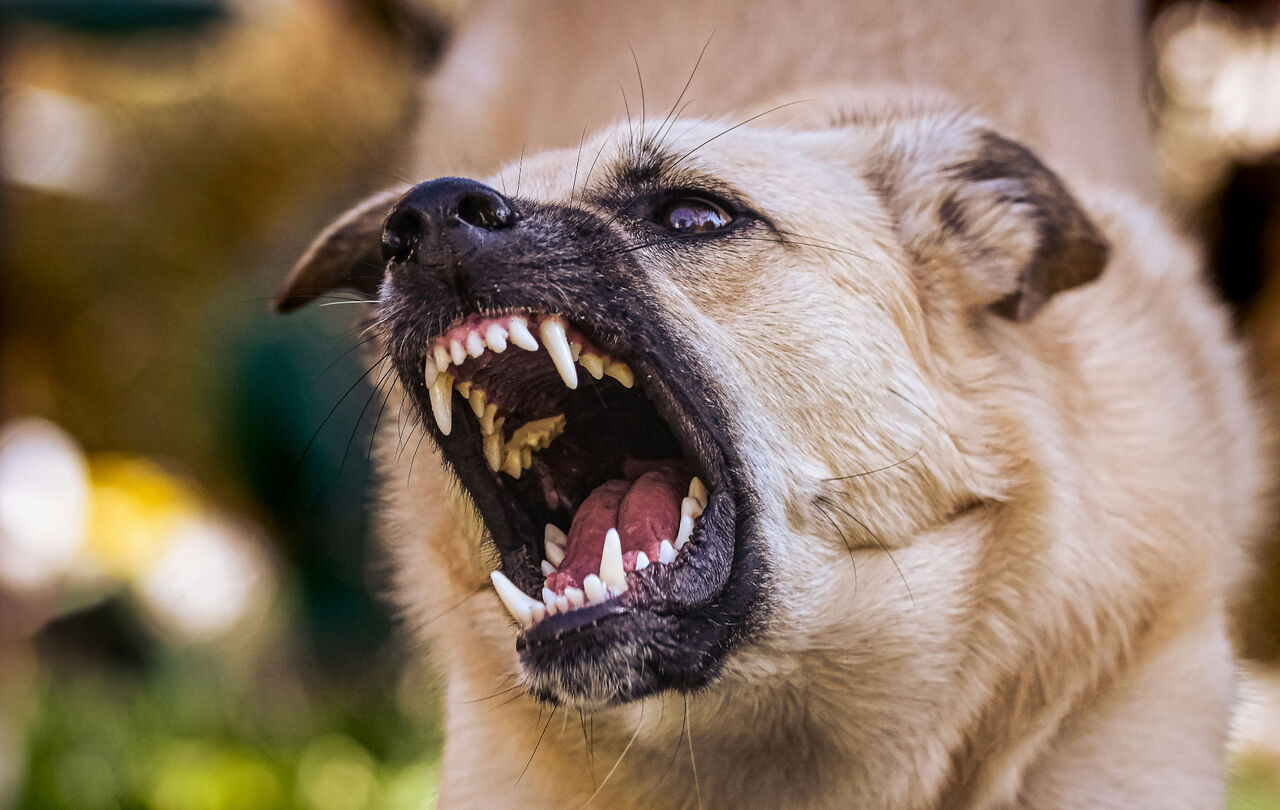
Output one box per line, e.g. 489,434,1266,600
278,1,1268,807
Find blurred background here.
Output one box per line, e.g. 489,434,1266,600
1,0,1279,807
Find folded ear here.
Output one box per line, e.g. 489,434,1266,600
275,189,402,313
871,116,1109,322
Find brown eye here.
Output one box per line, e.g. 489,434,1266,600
660,198,731,233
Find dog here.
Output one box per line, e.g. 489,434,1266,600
276,3,1266,807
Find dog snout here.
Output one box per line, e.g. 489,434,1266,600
381,177,518,266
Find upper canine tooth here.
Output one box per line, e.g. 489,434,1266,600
579,353,605,380
544,524,567,566
433,345,450,373
582,573,607,604
424,351,439,387
675,514,694,549
429,372,454,435
604,362,634,388
600,528,627,592
449,339,468,366
507,317,538,351
688,476,707,507
490,570,538,627
466,332,485,357
485,324,508,352
539,317,578,389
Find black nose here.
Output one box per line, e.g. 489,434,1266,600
381,177,518,264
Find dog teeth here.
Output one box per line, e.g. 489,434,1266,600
565,587,585,608
539,316,578,389
433,345,450,373
675,514,694,550
429,372,454,435
658,539,677,564
635,551,650,570
688,476,707,507
582,573,607,604
507,316,538,351
604,362,634,388
469,387,486,417
544,524,567,566
579,352,605,380
483,432,502,470
485,324,508,352
424,354,438,387
491,570,539,628
449,339,468,366
541,560,556,577
466,332,485,358
600,528,627,593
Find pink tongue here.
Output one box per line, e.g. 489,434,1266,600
546,461,686,592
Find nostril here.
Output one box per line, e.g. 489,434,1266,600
456,191,516,231
383,208,425,263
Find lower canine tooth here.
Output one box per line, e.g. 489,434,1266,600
539,317,579,389
507,317,538,351
658,539,677,564
490,570,538,627
583,574,607,604
604,362,634,388
675,514,694,549
600,528,627,592
429,372,454,435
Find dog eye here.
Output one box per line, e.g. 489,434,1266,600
659,197,732,233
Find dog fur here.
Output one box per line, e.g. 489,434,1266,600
279,3,1266,807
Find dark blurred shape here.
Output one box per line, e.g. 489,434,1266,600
346,0,450,66
1208,158,1280,314
33,597,155,674
5,0,227,33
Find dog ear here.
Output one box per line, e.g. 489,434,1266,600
872,121,1110,322
275,189,402,313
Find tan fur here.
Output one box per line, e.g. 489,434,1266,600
363,104,1266,807
286,3,1268,807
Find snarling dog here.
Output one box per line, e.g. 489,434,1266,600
278,90,1265,808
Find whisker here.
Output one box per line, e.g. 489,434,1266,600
684,696,703,810
582,703,645,808
813,499,857,595
655,30,714,146
517,704,557,785
816,494,914,607
672,100,808,166
824,448,922,482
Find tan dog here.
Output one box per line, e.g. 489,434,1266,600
278,4,1266,808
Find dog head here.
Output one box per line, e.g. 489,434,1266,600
278,93,1109,710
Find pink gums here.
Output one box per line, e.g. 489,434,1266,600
545,461,687,592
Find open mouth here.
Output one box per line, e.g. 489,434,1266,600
421,312,718,630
